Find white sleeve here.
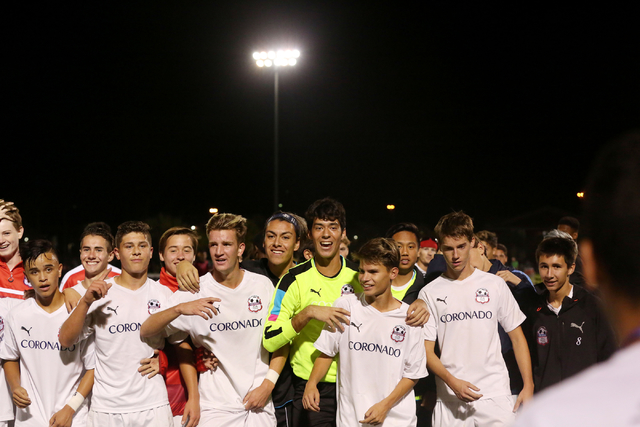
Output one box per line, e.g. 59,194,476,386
0,313,20,361
497,280,526,333
403,326,428,380
164,291,196,339
422,293,438,341
81,335,96,370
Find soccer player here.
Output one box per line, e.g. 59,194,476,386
513,133,640,426
385,223,427,303
303,237,427,426
523,233,616,392
263,198,429,427
476,230,498,260
58,221,198,427
416,237,438,277
61,223,121,311
60,222,121,292
0,201,31,299
0,296,22,427
157,226,200,427
0,239,95,427
142,213,283,427
419,212,533,426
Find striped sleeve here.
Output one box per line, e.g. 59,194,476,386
262,272,302,353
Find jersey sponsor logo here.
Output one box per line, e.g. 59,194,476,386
209,318,263,332
439,310,493,323
351,322,362,332
537,326,549,346
21,326,32,336
248,295,263,313
475,288,490,304
571,322,585,333
148,299,161,315
391,325,406,343
310,288,322,297
341,284,354,296
107,306,119,315
109,322,142,334
436,296,448,305
349,341,401,358
20,340,76,352
310,301,333,307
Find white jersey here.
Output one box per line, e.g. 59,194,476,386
0,299,94,427
71,282,88,298
78,277,183,413
419,268,525,401
513,342,640,427
166,270,274,413
314,293,428,427
0,297,21,422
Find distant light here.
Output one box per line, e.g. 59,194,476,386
24,237,29,242
209,208,219,214
190,225,196,230
353,235,358,240
387,204,396,211
577,192,585,198
253,49,300,68
278,203,283,208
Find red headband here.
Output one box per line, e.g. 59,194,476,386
420,238,438,249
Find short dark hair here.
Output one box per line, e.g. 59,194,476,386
305,198,346,231
497,243,508,257
558,216,580,232
434,211,474,242
536,236,578,267
80,222,115,252
159,227,198,254
476,230,498,249
385,223,420,244
583,131,640,300
357,238,400,271
115,221,152,248
20,239,58,268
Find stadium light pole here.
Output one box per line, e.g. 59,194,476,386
253,49,300,212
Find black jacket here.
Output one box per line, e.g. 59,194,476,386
522,285,617,392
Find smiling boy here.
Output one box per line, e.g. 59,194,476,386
303,238,427,427
0,239,95,427
524,233,616,392
0,201,31,299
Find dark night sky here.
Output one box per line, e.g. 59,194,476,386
4,2,639,250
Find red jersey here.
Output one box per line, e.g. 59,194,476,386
59,264,121,291
0,260,31,299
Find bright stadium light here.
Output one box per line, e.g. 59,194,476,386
253,48,301,211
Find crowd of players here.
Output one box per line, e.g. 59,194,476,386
0,134,639,427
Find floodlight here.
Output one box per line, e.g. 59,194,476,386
256,60,264,67
289,59,297,66
265,59,273,67
253,52,260,60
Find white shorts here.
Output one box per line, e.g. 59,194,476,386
199,406,276,427
88,404,173,427
433,396,516,427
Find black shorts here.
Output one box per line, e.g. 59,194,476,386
292,374,337,427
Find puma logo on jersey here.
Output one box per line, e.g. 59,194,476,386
214,303,221,314
310,288,322,297
352,322,362,332
437,297,448,305
107,306,119,315
21,326,32,336
571,322,585,333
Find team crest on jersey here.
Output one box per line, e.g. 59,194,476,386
391,325,406,343
248,295,263,312
475,288,490,304
341,284,354,296
147,299,161,315
537,326,549,345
